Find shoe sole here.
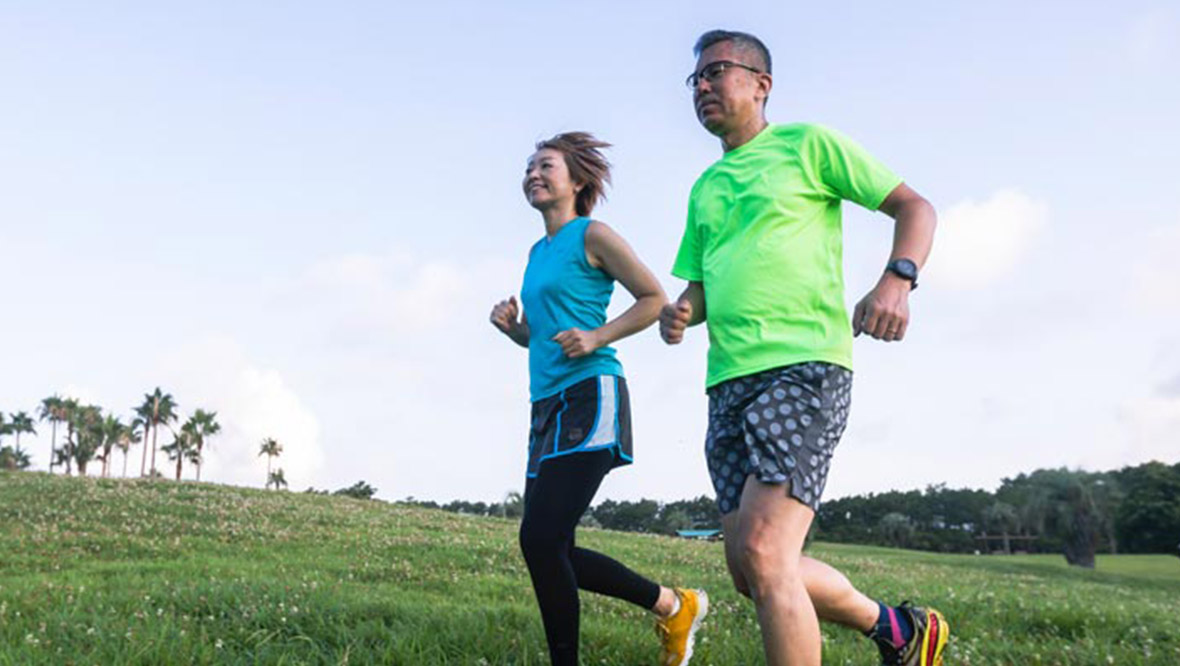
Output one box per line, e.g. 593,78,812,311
680,589,709,666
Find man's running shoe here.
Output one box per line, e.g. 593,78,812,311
874,601,949,666
655,588,708,666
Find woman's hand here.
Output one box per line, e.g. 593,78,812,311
552,328,603,358
490,296,530,347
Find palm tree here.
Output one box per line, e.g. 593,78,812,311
183,410,221,482
0,413,8,447
96,415,128,478
258,437,282,488
39,396,67,474
8,412,36,452
161,426,195,481
268,468,288,491
116,421,140,478
0,444,32,470
133,403,153,476
60,398,81,475
68,404,103,477
136,388,178,477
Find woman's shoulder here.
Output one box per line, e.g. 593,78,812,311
582,218,622,247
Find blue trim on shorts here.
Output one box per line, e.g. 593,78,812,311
613,379,632,462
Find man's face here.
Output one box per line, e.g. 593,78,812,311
691,41,770,136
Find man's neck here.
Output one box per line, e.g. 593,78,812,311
721,116,769,153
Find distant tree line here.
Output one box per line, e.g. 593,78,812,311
407,494,721,534
305,481,380,500
405,460,1180,567
814,462,1180,564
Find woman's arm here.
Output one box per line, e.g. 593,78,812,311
551,221,665,358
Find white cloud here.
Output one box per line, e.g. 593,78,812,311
923,189,1049,289
300,251,469,336
158,336,324,490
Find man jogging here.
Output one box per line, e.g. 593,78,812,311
659,29,947,666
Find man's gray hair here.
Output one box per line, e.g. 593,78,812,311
693,30,772,74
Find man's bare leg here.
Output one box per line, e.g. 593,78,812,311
732,477,820,666
722,512,879,632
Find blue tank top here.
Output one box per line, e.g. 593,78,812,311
520,217,624,401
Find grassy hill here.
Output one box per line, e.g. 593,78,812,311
1,471,1178,665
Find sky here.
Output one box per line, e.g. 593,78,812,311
2,1,1178,504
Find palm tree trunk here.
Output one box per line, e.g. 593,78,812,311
175,454,183,481
65,426,74,476
49,420,57,474
196,443,203,482
266,455,273,489
150,422,159,476
140,425,150,476
123,448,129,477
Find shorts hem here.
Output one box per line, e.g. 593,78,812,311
527,442,630,478
705,357,852,391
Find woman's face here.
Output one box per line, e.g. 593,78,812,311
523,148,580,212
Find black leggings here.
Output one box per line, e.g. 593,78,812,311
519,449,661,666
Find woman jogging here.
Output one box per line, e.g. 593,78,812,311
489,132,707,666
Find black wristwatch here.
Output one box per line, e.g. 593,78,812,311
886,258,919,290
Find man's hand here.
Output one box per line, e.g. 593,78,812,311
659,298,694,344
552,328,602,358
852,276,911,342
490,296,523,334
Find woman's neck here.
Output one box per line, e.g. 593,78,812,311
542,204,580,238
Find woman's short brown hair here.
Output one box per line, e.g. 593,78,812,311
535,132,612,217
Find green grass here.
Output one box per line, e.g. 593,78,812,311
2,471,1178,665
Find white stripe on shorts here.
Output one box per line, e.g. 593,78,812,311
585,376,617,448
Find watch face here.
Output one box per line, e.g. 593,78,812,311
891,259,917,279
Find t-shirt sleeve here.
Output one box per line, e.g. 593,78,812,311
808,124,903,211
671,182,704,281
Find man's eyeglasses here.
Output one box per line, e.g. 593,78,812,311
685,60,763,89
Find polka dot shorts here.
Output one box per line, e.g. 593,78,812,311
705,362,852,514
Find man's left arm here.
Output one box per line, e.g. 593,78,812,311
852,182,936,342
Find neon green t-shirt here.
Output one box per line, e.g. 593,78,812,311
672,123,902,389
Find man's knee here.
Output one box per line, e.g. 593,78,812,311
739,533,802,595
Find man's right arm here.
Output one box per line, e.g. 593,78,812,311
678,281,706,326
659,281,705,344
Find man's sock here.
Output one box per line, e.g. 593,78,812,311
865,601,914,649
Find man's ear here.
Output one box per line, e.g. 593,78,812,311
757,73,773,105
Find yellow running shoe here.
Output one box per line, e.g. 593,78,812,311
655,588,708,666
